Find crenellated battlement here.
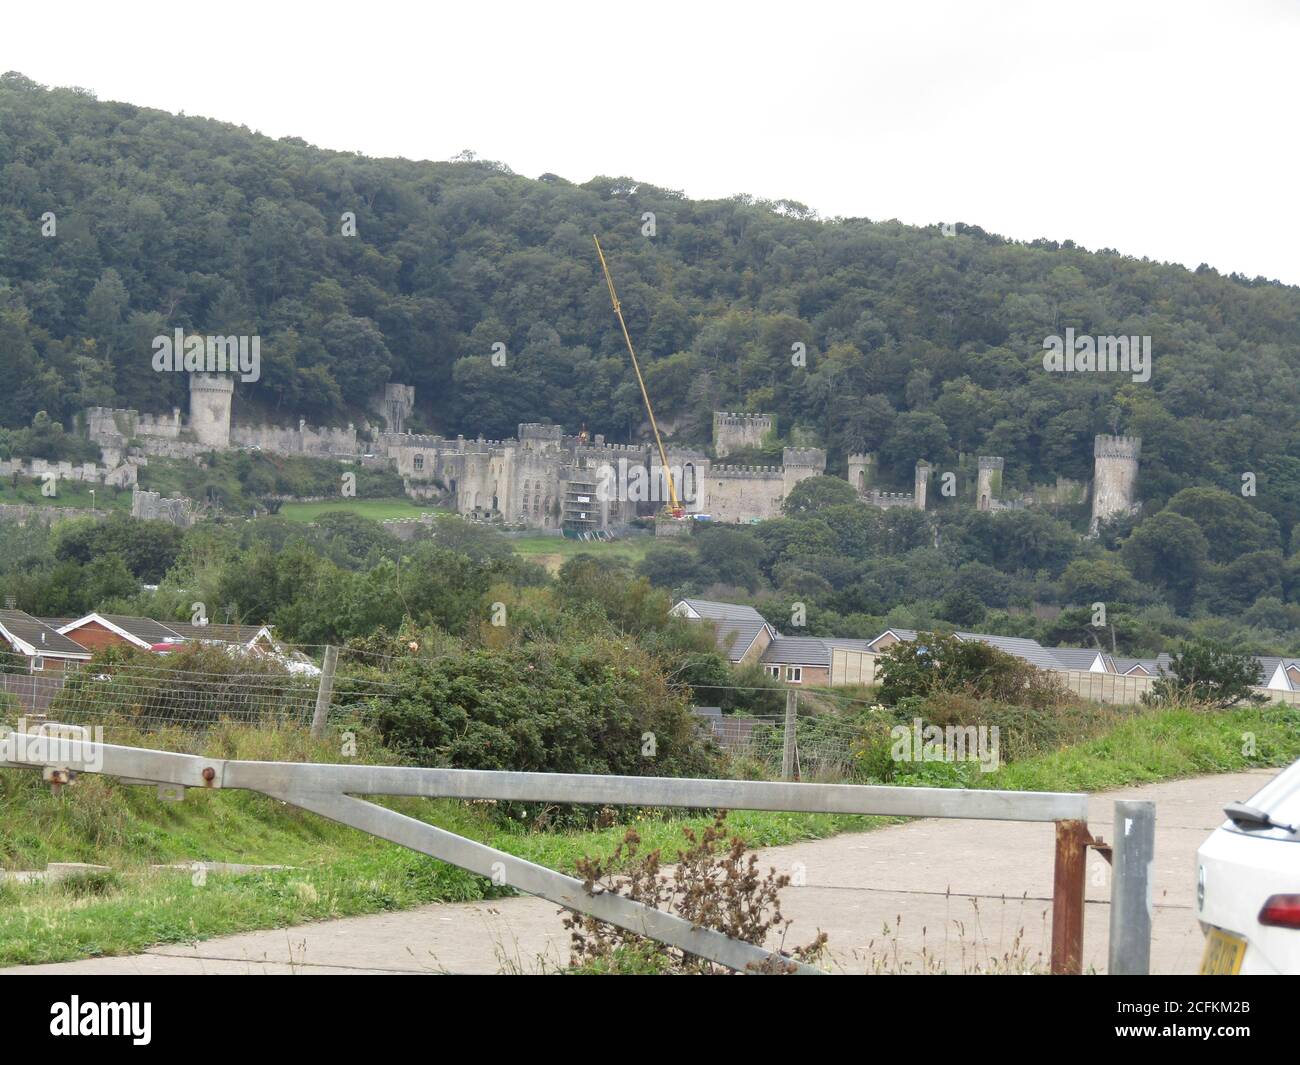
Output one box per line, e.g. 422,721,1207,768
781,446,827,470
1094,435,1142,460
711,464,783,478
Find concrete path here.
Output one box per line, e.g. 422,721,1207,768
2,770,1272,975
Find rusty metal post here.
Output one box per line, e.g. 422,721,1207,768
1050,819,1090,974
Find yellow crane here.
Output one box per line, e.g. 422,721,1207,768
593,235,685,519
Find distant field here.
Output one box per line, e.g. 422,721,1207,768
277,498,445,522
510,534,657,572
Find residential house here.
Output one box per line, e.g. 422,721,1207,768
1050,647,1111,673
864,628,1064,671
0,609,92,673
1254,657,1300,692
669,599,775,666
761,636,874,685
56,613,186,653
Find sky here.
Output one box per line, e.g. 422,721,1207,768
5,0,1299,284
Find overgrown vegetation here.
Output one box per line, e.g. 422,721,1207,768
564,813,828,974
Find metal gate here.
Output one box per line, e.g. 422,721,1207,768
0,723,1151,974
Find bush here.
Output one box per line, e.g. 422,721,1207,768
1144,640,1266,708
875,632,1062,708
357,637,721,823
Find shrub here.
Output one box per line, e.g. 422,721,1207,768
1144,640,1266,708
358,637,721,822
875,632,1062,708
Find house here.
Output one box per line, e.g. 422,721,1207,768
167,621,319,676
669,599,775,665
56,613,186,653
1050,647,1111,673
1108,654,1173,677
165,621,278,651
1254,657,1300,691
865,628,1064,671
0,609,92,673
761,636,874,685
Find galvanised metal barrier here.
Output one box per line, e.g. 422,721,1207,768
0,725,1151,974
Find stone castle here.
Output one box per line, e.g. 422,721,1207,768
81,378,1141,534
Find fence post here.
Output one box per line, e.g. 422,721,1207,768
1050,818,1090,974
310,645,338,739
1108,800,1155,975
781,689,797,780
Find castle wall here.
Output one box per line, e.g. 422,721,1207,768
230,421,358,457
0,458,137,488
131,488,195,528
706,466,786,523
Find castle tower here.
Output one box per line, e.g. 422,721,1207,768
781,446,827,500
976,456,1004,511
188,374,234,449
374,383,415,433
847,453,875,495
1091,434,1141,529
712,412,774,458
914,461,931,510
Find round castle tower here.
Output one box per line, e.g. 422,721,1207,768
189,374,234,449
847,453,875,495
1091,434,1141,528
976,456,1004,511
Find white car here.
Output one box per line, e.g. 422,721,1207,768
1196,758,1300,974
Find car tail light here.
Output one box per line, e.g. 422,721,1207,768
1258,895,1300,929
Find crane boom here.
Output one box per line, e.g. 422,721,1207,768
593,235,684,517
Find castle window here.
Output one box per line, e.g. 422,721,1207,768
413,454,424,471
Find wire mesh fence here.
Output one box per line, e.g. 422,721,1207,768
0,641,871,781
0,648,319,731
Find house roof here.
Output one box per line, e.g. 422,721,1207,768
1110,654,1173,676
762,636,832,667
710,618,771,663
673,599,766,623
58,613,185,650
761,636,876,668
867,628,1063,671
672,599,771,663
166,622,273,645
1050,647,1107,671
0,610,92,659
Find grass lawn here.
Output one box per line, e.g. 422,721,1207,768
510,534,657,573
0,479,130,512
1,703,1295,967
276,498,446,522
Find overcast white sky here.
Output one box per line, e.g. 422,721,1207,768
5,0,1298,283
